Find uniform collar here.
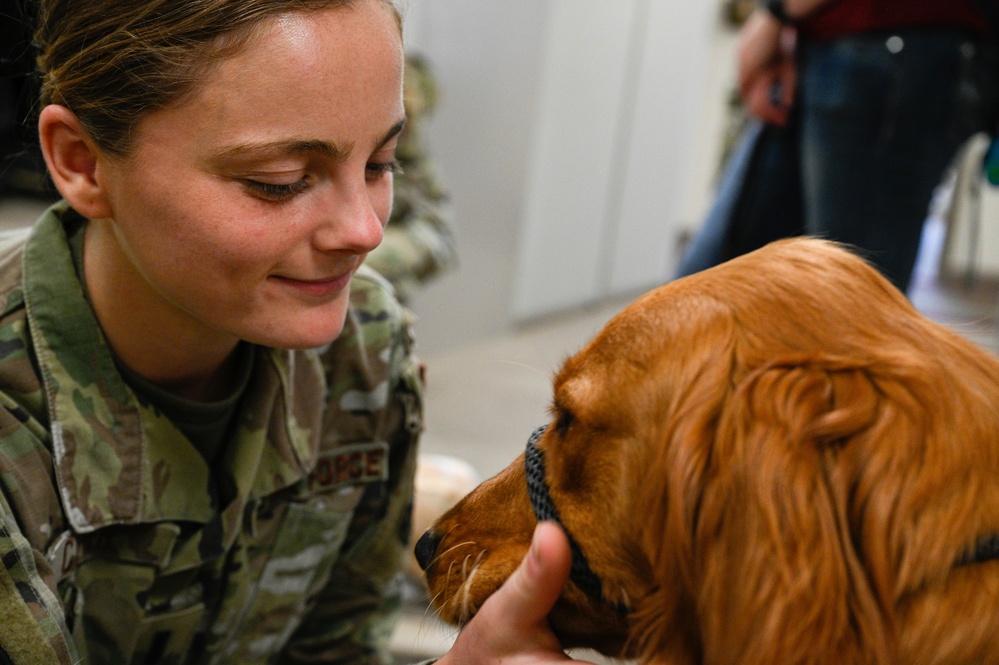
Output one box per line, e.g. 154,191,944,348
22,203,320,534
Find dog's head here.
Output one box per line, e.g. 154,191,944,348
417,238,999,663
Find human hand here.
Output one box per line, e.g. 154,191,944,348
435,522,595,665
737,10,797,125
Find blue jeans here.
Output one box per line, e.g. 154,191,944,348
798,29,999,292
674,119,804,278
676,28,998,293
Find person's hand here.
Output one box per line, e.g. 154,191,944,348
435,522,596,665
737,9,798,125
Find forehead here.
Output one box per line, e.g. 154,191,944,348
210,5,404,108
131,4,404,156
231,4,402,77
552,290,679,427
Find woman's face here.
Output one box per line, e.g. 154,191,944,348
95,1,405,351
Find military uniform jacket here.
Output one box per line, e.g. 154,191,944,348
0,203,424,664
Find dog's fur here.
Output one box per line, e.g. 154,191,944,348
419,238,999,664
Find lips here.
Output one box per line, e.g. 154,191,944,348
270,270,354,298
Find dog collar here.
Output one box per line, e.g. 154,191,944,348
956,534,999,567
525,424,629,615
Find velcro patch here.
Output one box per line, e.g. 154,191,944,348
309,442,390,491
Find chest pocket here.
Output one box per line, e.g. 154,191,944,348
59,523,217,665
58,488,364,665
202,485,365,664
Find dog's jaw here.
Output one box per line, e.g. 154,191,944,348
422,453,637,656
422,457,535,621
426,537,528,625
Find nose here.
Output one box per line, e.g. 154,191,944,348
312,183,386,254
414,528,441,571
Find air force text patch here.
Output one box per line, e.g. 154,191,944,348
310,442,390,491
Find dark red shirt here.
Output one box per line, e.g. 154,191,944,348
800,0,996,41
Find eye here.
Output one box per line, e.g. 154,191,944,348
243,177,310,202
365,159,403,182
555,410,574,437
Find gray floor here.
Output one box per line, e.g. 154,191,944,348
3,197,998,664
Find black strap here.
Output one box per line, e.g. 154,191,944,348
525,425,629,615
956,534,999,567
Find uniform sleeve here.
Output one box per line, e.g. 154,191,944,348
281,302,424,664
0,489,73,665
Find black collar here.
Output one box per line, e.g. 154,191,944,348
525,425,630,615
956,534,999,567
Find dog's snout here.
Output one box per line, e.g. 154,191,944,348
414,529,441,571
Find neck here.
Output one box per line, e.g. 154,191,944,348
83,219,242,402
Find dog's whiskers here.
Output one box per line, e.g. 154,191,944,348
423,588,450,627
493,359,549,380
425,523,477,571
459,556,477,622
458,550,487,623
437,540,478,562
442,558,471,622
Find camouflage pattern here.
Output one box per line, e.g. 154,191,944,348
0,201,424,664
365,53,458,304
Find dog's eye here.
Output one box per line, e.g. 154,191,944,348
555,410,574,437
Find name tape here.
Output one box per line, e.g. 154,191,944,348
309,441,390,491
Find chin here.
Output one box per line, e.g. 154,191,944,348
244,308,350,351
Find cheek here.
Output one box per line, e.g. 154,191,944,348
115,193,274,285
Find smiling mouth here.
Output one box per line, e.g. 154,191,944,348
270,271,353,298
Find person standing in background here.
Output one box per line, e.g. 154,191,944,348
688,0,999,293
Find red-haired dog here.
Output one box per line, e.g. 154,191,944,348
415,238,999,664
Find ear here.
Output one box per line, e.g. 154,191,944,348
38,105,113,219
692,361,896,664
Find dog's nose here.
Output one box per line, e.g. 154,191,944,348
414,529,441,571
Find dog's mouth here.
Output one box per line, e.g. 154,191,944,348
417,426,636,656
422,538,633,653
419,535,528,625
434,547,488,625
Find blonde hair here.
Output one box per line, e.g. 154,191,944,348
36,0,401,158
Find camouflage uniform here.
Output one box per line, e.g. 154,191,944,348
365,53,457,304
0,201,424,664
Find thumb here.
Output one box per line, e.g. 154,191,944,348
501,521,573,629
439,522,579,664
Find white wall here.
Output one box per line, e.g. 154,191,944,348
403,1,738,353
403,1,551,353
510,1,641,319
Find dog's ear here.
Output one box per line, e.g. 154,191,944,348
692,360,899,664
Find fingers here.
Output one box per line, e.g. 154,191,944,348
736,11,783,96
742,58,797,126
742,75,790,125
737,9,799,126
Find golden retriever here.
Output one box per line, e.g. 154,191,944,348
415,238,999,664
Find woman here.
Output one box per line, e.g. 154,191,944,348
0,0,583,662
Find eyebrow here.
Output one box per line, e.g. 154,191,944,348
215,118,407,162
